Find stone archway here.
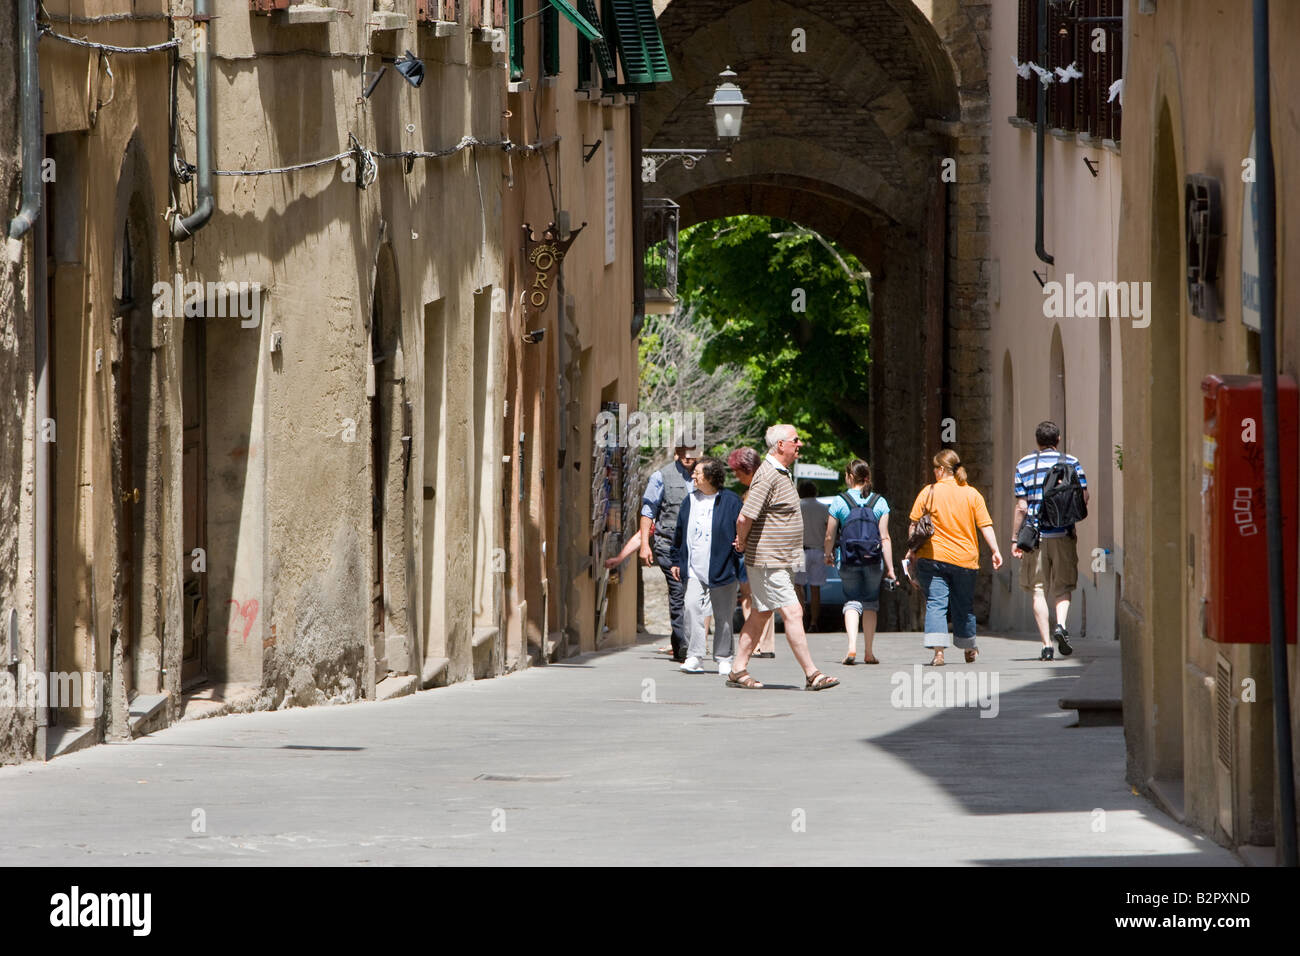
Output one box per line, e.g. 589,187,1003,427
643,0,991,625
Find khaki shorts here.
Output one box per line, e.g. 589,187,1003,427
748,566,799,613
1019,535,1079,600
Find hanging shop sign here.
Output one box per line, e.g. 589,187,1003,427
522,221,586,314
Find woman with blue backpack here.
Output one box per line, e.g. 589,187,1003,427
823,459,897,665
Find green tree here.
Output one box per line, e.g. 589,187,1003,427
676,216,872,467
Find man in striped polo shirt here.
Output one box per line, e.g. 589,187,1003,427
1011,421,1090,660
726,424,839,691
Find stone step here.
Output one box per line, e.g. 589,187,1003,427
376,674,418,701
1058,655,1123,727
45,723,98,761
473,627,498,679
422,656,450,689
128,693,170,737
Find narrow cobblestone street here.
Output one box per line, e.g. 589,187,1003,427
0,593,1239,866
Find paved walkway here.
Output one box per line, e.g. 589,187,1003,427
0,622,1238,866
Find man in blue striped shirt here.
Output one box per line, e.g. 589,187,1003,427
1011,421,1089,660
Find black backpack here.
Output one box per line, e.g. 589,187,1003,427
1039,458,1088,529
838,492,883,566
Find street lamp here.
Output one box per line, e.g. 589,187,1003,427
707,67,748,141
641,67,748,183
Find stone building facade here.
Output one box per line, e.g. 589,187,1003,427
1116,0,1299,856
1,0,658,763
986,0,1125,643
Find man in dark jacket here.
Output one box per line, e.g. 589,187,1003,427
639,442,699,661
669,458,745,676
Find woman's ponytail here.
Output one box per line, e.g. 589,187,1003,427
933,448,967,484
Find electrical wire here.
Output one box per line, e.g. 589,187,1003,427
39,23,180,54
207,137,558,178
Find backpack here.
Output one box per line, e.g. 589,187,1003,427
838,492,882,566
1039,458,1088,529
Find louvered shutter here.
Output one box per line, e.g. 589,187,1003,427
580,0,617,83
1105,0,1122,140
1017,0,1038,123
1096,0,1112,140
608,0,671,89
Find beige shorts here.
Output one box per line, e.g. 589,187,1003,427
748,566,799,612
1019,535,1079,599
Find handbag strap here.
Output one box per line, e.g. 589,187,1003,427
1030,451,1041,525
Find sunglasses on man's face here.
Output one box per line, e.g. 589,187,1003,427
781,436,804,445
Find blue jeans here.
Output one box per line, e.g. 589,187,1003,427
839,561,884,614
916,558,977,649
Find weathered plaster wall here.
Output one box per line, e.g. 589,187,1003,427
0,0,38,764
986,0,1124,641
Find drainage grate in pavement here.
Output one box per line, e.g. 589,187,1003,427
699,713,792,720
474,773,572,782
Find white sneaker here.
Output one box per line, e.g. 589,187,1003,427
716,657,733,678
680,656,704,673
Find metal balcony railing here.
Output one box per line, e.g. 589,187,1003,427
642,198,679,314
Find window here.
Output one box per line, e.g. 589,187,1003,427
577,0,616,90
1015,0,1121,142
416,0,458,22
543,0,560,76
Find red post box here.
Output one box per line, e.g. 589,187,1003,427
1201,374,1299,643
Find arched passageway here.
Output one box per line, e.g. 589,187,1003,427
643,0,992,624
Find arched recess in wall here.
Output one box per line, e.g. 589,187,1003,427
1148,97,1186,789
370,242,413,679
108,130,164,710
1049,323,1066,446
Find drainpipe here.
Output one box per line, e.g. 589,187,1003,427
630,98,646,337
1252,0,1298,868
8,0,40,243
170,0,213,241
33,148,50,759
1034,0,1053,265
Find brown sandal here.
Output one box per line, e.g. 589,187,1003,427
964,648,979,663
805,670,840,691
726,669,764,689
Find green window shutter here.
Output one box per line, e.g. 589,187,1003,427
543,1,560,76
509,0,525,80
579,0,617,85
547,0,603,43
607,0,671,89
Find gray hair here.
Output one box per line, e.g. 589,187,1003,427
764,423,793,451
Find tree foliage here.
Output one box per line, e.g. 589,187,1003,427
676,216,872,467
637,305,762,487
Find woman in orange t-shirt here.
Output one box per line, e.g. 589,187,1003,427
906,449,1003,666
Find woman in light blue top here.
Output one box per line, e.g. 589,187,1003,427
824,459,897,664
